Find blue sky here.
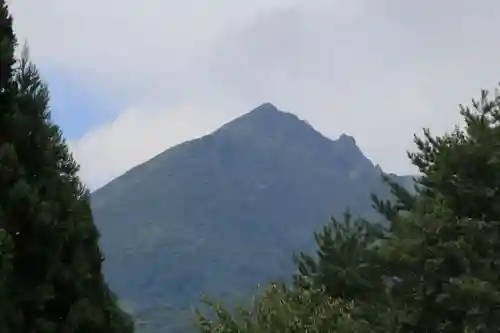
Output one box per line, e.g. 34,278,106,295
41,67,120,141
9,0,500,189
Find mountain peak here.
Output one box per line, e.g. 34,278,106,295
251,102,279,113
90,102,411,332
216,102,304,137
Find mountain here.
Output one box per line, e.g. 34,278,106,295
91,103,413,333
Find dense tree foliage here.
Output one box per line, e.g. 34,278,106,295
197,87,500,333
198,282,375,333
0,2,134,332
0,2,16,331
380,89,500,332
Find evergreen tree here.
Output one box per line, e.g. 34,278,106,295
291,88,500,332
0,228,14,332
197,281,374,333
197,86,500,333
292,210,391,329
294,210,386,302
0,0,15,93
0,1,21,331
376,89,500,333
0,2,134,332
196,212,398,333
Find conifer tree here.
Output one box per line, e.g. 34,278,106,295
292,210,391,328
375,89,500,333
196,212,397,333
197,86,500,333
290,88,500,332
0,2,134,332
294,210,386,302
197,281,374,333
0,1,20,330
0,0,15,92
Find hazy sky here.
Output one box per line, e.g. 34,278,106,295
8,0,500,189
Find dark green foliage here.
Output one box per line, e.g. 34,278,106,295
294,210,386,304
197,87,500,333
91,103,412,332
0,0,15,93
0,3,134,332
0,229,14,332
378,88,500,333
198,282,374,333
292,211,394,330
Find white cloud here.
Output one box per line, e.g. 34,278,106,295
69,97,251,189
8,0,500,189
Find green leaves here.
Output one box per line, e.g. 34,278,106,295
197,282,373,333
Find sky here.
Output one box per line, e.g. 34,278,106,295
7,0,500,190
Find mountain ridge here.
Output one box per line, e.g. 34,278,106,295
91,103,413,333
92,103,373,200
